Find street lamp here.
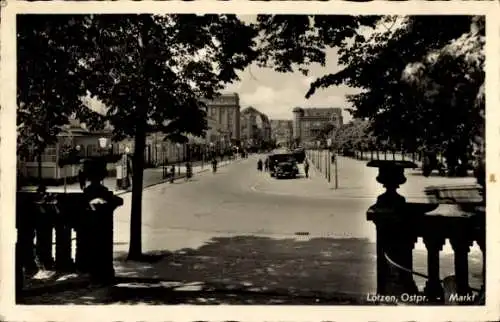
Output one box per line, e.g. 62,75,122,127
98,138,109,185
176,143,181,176
98,137,108,154
221,137,225,161
209,142,215,160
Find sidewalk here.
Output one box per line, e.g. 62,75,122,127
20,158,238,195
306,154,479,201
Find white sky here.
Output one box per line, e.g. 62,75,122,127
220,15,404,123
221,47,358,123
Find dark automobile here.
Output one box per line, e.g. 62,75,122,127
275,161,299,179
268,153,296,177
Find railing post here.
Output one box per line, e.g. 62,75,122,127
83,182,123,284
387,226,419,294
423,235,446,303
450,236,474,297
34,193,55,270
55,195,75,272
17,195,38,275
366,160,419,296
477,236,486,299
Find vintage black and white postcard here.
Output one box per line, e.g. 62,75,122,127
1,1,499,321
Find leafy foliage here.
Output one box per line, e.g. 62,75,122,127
255,15,380,75
257,15,483,155
16,15,92,156
17,14,257,257
331,119,377,151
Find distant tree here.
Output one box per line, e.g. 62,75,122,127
331,119,376,151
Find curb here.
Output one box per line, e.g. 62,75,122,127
115,159,239,196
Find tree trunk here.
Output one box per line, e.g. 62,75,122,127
127,119,147,260
127,16,151,260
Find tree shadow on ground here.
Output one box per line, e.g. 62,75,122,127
19,235,483,305
123,236,378,305
20,236,376,305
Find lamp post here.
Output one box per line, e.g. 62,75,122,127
209,142,215,160
124,146,131,188
98,137,108,156
161,144,167,179
327,139,332,183
221,137,225,162
98,137,109,185
176,143,181,176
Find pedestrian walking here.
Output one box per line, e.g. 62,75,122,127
264,158,269,172
185,161,193,181
257,159,263,171
212,158,218,173
170,165,176,183
304,159,310,178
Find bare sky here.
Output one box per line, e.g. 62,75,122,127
222,48,359,123
221,14,378,123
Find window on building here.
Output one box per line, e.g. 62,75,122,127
43,146,57,162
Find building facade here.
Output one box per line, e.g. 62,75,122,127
270,119,293,147
18,117,189,182
292,107,343,144
240,106,272,148
202,93,241,145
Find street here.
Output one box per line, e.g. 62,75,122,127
109,152,482,301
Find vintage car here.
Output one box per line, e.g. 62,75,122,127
268,153,296,177
275,160,299,179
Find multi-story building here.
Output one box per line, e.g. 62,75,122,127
270,119,293,147
202,93,241,146
292,107,343,144
240,106,272,148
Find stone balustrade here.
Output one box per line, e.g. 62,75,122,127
366,160,485,304
16,190,123,294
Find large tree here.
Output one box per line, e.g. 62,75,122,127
17,14,257,259
17,15,92,182
255,15,483,159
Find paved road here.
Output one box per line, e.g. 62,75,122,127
110,151,483,300
20,151,483,304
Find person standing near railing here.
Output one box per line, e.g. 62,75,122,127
304,159,310,178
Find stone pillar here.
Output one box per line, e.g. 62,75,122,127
423,234,446,302
82,158,124,284
450,236,474,297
